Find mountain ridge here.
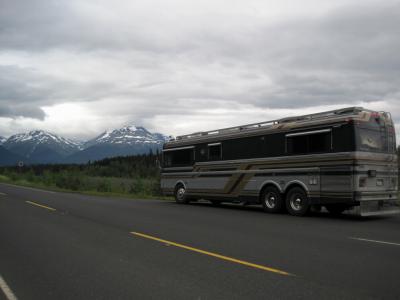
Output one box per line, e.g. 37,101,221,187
0,126,168,166
67,125,167,164
84,125,168,149
3,130,81,164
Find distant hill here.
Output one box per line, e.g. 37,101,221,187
0,136,6,145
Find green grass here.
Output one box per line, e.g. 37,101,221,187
0,173,172,201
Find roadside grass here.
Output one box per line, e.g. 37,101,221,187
0,173,172,200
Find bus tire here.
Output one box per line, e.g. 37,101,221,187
286,187,310,216
261,186,284,213
174,184,189,204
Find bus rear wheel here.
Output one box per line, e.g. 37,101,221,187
174,184,189,204
286,187,310,216
261,186,284,213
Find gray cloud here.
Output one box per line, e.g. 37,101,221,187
0,0,399,139
0,65,49,119
0,63,124,119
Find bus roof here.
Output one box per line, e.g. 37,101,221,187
164,107,389,148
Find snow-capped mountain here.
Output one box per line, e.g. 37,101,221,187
0,136,6,145
3,130,81,163
66,125,167,164
0,125,169,165
84,125,168,148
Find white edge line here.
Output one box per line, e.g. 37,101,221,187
0,275,18,300
0,192,7,196
349,237,400,247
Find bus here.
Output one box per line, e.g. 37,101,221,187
160,107,399,216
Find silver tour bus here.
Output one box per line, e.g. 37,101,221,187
160,107,398,216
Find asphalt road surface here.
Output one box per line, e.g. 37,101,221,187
0,183,399,300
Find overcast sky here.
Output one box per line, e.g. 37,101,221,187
0,0,399,141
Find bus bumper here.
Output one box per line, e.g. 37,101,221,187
353,191,399,216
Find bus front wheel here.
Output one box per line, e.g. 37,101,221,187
174,184,189,204
286,187,310,216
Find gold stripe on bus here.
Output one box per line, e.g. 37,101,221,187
220,164,248,194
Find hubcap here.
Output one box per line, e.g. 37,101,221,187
290,195,303,211
177,187,185,201
265,193,277,209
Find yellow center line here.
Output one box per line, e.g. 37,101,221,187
131,231,293,276
25,201,56,211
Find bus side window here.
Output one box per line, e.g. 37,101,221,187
309,132,331,152
174,149,194,165
208,143,222,160
287,130,331,154
287,135,308,154
163,148,194,167
163,152,172,167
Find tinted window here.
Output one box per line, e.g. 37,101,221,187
287,131,331,155
223,135,266,160
309,132,331,152
208,144,222,160
163,148,194,167
288,135,308,154
332,123,356,152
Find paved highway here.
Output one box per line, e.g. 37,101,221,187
0,182,399,299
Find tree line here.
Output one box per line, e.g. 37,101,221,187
0,153,163,197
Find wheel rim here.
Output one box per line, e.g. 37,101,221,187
290,194,303,211
265,192,277,209
176,187,186,201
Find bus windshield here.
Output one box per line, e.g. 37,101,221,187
357,128,385,152
355,115,396,154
